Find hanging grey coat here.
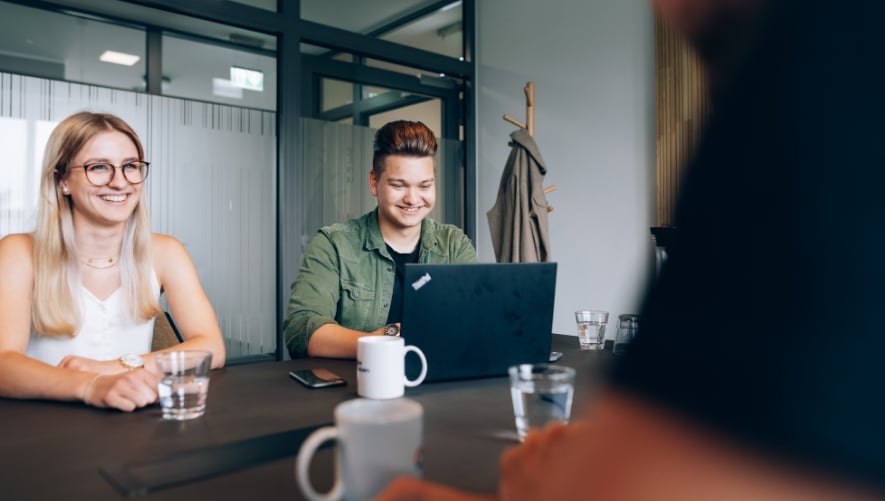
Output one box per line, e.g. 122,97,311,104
487,128,551,262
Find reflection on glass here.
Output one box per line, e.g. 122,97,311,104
367,96,442,139
0,1,145,91
379,4,462,59
163,35,277,111
365,58,460,91
0,117,31,235
301,0,462,58
316,78,444,137
300,43,353,61
228,0,277,11
322,78,354,113
0,116,57,236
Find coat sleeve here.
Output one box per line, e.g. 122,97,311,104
487,150,522,262
283,232,340,358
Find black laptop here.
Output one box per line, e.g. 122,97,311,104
401,262,557,382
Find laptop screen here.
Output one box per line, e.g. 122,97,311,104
401,262,557,382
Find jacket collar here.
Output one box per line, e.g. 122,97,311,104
363,207,439,258
509,128,548,174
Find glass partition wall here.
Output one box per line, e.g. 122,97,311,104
0,0,474,362
0,71,277,360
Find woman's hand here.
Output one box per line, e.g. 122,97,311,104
83,369,160,412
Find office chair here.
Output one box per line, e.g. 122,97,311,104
151,311,183,351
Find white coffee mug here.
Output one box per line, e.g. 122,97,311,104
357,336,427,399
295,398,423,501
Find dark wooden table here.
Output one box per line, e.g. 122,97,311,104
0,335,610,500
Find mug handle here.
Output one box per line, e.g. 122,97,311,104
403,345,427,387
295,426,344,501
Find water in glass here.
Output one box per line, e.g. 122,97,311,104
158,375,210,420
509,364,576,441
577,321,605,350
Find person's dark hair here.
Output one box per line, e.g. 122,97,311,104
372,120,437,175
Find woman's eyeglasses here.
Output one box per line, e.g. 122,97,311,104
67,161,150,187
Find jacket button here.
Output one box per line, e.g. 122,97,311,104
387,266,393,272
353,291,360,298
383,303,389,308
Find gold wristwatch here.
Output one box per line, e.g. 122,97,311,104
119,353,145,370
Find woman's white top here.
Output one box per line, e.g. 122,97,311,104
26,273,160,366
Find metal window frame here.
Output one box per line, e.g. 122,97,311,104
5,0,476,360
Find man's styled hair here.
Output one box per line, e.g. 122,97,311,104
372,120,438,175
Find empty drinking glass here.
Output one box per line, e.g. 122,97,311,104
614,314,639,355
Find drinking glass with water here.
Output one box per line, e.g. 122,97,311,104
508,364,576,441
155,351,213,420
575,310,609,350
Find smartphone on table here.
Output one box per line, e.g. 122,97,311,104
289,368,347,388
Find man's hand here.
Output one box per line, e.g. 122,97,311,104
498,421,596,501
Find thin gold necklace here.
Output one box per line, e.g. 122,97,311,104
82,256,119,269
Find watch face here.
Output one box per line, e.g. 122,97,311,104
384,324,400,337
121,353,144,369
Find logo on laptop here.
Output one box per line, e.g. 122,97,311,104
411,272,432,291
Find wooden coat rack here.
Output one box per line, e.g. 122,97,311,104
503,81,536,136
503,81,556,211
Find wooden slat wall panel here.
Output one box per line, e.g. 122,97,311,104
655,16,709,226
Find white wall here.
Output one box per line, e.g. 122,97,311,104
475,0,656,338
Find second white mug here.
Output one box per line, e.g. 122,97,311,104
357,336,427,399
295,398,423,501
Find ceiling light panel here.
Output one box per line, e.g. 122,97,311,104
99,50,140,66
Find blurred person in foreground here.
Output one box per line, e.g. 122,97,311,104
0,112,225,412
378,0,885,499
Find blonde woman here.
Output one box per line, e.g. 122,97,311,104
0,112,225,411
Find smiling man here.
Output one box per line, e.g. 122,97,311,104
284,120,477,359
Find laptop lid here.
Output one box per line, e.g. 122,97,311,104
401,262,557,382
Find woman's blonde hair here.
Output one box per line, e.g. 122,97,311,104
32,112,160,336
